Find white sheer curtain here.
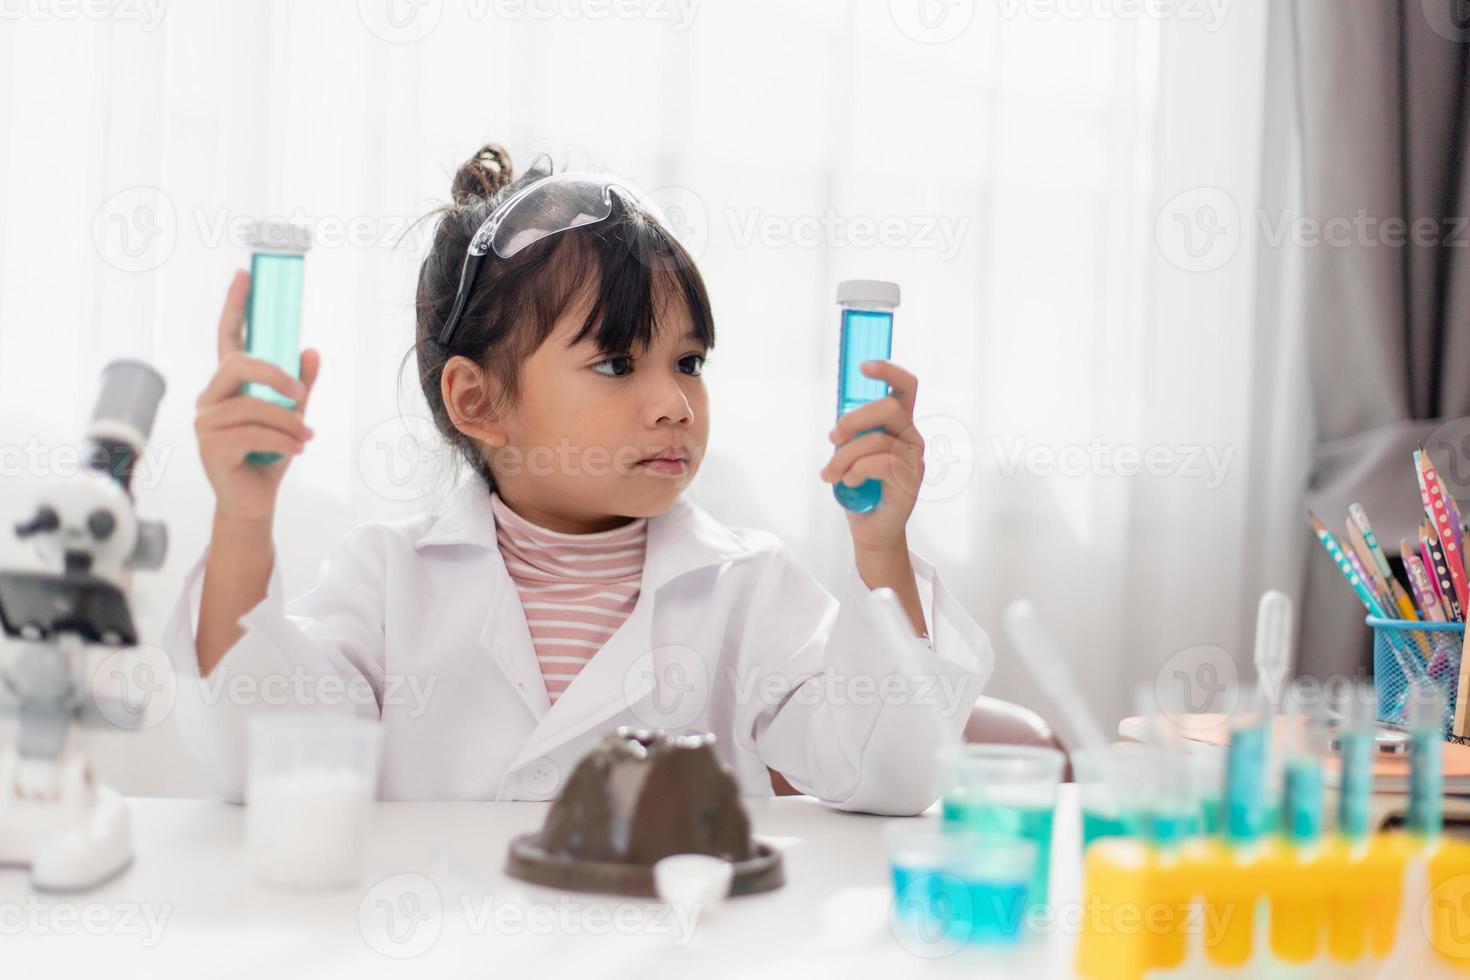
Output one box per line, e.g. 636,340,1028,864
0,0,1296,795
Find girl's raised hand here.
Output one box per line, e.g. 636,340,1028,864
818,359,926,557
195,269,319,526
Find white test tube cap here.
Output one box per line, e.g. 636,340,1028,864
246,216,313,254
836,279,900,310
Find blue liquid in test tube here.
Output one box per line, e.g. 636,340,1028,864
834,280,900,513
242,217,310,465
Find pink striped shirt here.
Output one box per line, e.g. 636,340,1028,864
490,492,648,705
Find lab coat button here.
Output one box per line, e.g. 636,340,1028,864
523,758,560,799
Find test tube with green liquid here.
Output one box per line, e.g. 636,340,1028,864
242,217,310,465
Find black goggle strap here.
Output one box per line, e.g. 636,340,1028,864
436,245,489,347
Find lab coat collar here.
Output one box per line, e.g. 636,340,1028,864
415,479,762,779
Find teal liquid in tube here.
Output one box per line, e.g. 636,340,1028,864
834,280,900,513
1336,683,1375,844
1223,720,1267,847
1407,683,1446,840
242,218,310,465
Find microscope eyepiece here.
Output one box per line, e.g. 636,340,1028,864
14,506,60,539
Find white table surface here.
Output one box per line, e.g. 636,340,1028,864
3,786,1082,979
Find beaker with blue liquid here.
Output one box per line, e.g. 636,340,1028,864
885,823,1035,947
833,279,899,513
937,744,1064,908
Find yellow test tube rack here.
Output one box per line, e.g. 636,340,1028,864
1077,833,1470,979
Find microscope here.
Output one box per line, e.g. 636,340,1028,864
0,360,168,889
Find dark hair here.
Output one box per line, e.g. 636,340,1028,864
410,143,716,491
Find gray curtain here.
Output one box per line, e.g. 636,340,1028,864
1290,0,1470,679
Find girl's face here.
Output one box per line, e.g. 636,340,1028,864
450,288,710,534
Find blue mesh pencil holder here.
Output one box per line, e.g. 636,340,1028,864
1368,615,1466,742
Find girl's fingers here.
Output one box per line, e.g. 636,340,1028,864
830,396,924,448
837,449,925,498
197,352,307,409
205,424,306,462
217,270,251,360
196,397,314,441
820,429,898,483
859,360,918,416
297,348,322,416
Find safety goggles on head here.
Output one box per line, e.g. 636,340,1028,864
437,167,663,347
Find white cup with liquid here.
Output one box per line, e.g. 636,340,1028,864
246,714,382,889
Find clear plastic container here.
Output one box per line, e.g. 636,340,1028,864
246,714,382,889
936,744,1064,906
885,822,1036,947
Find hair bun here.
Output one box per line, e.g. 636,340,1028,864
452,144,514,205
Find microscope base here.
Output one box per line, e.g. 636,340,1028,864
0,754,134,891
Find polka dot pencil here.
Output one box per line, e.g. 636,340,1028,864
1418,450,1469,620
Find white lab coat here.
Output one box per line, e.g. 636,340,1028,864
159,480,994,815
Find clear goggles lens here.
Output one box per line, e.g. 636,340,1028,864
469,170,662,259
437,167,667,346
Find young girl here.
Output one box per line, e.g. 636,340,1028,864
162,144,994,815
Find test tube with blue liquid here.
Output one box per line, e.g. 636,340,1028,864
242,217,310,465
834,279,899,513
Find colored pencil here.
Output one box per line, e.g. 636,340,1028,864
1425,522,1464,622
1311,513,1389,618
1348,503,1420,621
1419,450,1470,617
1405,553,1447,622
1406,536,1450,620
1418,529,1447,617
1345,549,1388,613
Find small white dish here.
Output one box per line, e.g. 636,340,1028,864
653,854,734,914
